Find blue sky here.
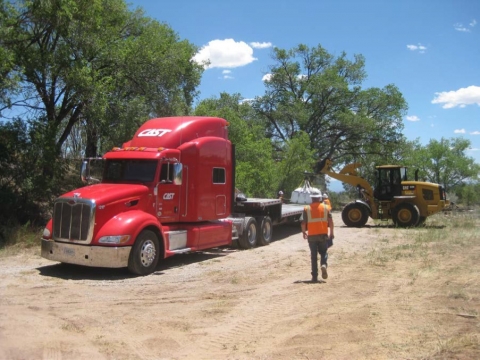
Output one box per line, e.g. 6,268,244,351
128,0,480,168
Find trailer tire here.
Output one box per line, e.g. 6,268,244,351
342,202,369,227
392,203,420,228
238,217,258,249
256,216,273,246
128,230,160,275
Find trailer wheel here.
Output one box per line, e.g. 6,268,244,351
128,230,160,275
393,203,420,227
238,217,258,249
342,202,369,227
256,216,273,246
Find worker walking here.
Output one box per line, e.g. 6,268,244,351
323,193,332,211
301,193,334,282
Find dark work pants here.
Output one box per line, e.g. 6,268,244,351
308,239,328,278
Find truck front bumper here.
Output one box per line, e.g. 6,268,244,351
41,239,131,268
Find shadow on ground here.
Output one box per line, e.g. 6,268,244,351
37,248,235,281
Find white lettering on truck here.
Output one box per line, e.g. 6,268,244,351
163,193,175,200
138,129,172,137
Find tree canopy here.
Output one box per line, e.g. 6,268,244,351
253,44,408,165
404,137,480,192
0,0,202,159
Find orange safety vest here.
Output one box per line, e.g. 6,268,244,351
305,202,329,235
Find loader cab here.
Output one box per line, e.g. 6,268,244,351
374,165,407,201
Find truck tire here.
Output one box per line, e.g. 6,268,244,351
238,217,258,249
342,202,369,227
128,230,160,275
392,203,420,227
256,216,273,246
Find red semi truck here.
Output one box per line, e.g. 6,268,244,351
41,116,304,275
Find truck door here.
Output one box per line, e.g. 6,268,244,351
155,162,183,223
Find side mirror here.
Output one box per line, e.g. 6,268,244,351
81,160,89,183
81,158,103,184
173,163,183,185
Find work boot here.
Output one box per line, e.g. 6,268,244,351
321,265,328,279
311,276,318,282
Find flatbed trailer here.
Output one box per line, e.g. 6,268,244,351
231,198,305,249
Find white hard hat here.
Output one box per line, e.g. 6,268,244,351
278,190,284,195
323,193,328,199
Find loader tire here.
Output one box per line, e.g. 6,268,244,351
342,202,369,227
393,203,420,228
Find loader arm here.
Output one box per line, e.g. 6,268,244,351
318,159,375,204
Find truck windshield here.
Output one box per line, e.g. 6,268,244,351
103,160,157,183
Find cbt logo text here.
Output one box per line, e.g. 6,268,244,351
138,129,172,137
163,193,175,200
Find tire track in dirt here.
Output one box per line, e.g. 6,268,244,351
195,277,325,358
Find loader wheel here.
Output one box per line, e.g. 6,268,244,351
342,202,369,227
256,216,273,246
238,217,258,249
393,203,420,228
128,230,160,275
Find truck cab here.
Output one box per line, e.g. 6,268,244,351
42,117,235,275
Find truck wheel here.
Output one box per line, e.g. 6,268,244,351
238,217,258,249
342,202,369,227
393,203,420,227
256,216,273,246
128,230,160,275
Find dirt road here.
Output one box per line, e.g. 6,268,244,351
0,212,478,360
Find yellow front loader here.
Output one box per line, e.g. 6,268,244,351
317,159,450,227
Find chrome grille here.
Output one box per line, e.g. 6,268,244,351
53,198,95,242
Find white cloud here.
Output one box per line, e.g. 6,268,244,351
250,42,272,49
192,39,257,69
432,85,480,109
468,148,480,151
470,131,480,135
262,73,272,82
407,44,427,53
454,20,476,32
454,23,470,32
406,115,420,122
454,129,466,134
220,69,234,79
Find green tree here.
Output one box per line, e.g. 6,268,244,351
0,0,202,162
276,131,316,198
194,93,279,197
408,137,480,192
253,44,408,165
459,183,480,208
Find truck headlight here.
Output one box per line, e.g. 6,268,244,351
99,235,131,244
